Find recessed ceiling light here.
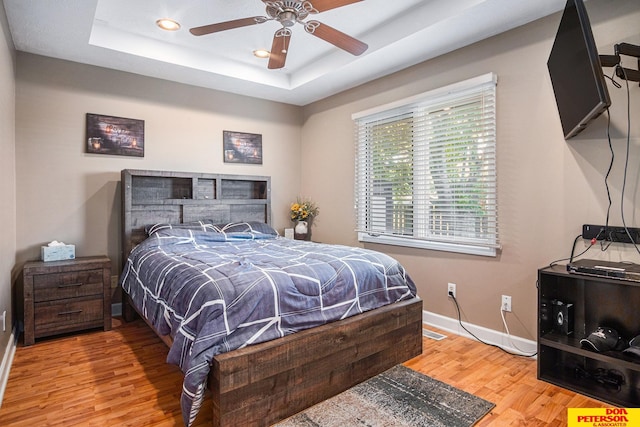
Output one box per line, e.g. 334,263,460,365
156,18,181,31
253,49,271,59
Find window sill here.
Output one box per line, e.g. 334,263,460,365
358,233,498,257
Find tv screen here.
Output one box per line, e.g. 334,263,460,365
547,0,611,140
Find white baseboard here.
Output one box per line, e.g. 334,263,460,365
0,307,535,408
0,326,18,407
111,304,536,355
422,310,538,357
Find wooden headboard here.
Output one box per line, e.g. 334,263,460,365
121,169,271,260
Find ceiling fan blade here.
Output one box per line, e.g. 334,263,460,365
190,17,265,36
309,0,363,13
268,28,292,69
305,21,368,56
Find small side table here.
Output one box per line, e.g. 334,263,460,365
22,256,111,346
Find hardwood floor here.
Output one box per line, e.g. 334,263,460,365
0,318,607,426
407,328,607,426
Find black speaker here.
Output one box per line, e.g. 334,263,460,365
540,301,552,333
552,300,574,335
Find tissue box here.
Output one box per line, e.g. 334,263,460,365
41,245,76,262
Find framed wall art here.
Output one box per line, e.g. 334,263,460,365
223,130,262,164
86,113,145,157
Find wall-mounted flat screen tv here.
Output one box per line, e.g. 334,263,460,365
547,0,611,140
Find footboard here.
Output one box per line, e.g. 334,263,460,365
210,297,423,427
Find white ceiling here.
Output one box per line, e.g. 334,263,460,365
4,0,567,106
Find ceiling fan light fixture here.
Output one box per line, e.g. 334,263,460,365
278,10,298,27
190,0,367,69
156,18,181,31
253,49,271,58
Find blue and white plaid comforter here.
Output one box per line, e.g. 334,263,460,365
120,228,417,426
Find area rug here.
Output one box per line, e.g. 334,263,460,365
274,365,494,427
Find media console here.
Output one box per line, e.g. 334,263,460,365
538,264,640,406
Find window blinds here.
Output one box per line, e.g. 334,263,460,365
354,73,499,255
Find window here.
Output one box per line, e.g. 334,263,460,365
353,73,499,257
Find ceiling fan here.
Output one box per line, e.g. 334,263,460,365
190,0,368,69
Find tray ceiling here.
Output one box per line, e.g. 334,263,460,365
4,0,567,105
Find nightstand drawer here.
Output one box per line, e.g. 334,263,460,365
33,269,104,302
22,255,112,346
34,297,104,336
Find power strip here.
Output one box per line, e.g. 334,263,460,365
582,224,640,244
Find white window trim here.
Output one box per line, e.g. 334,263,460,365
352,73,497,120
353,73,499,257
358,232,497,257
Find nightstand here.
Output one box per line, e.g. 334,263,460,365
22,256,112,346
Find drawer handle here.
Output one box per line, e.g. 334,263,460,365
58,310,83,316
58,283,84,288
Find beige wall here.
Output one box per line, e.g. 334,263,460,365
0,0,16,357
15,54,304,302
301,0,640,339
9,0,640,342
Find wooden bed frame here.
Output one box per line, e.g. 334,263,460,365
120,169,423,426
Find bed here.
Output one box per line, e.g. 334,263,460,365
119,169,423,427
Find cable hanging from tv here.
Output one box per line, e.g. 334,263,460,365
600,42,640,84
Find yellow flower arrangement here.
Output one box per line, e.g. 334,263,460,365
290,198,319,222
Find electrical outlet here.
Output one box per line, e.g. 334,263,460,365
111,275,119,288
501,295,512,312
447,283,456,298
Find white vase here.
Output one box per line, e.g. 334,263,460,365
294,220,311,240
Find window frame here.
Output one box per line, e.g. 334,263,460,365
353,73,499,257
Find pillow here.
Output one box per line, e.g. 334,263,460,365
214,221,278,236
145,221,216,236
